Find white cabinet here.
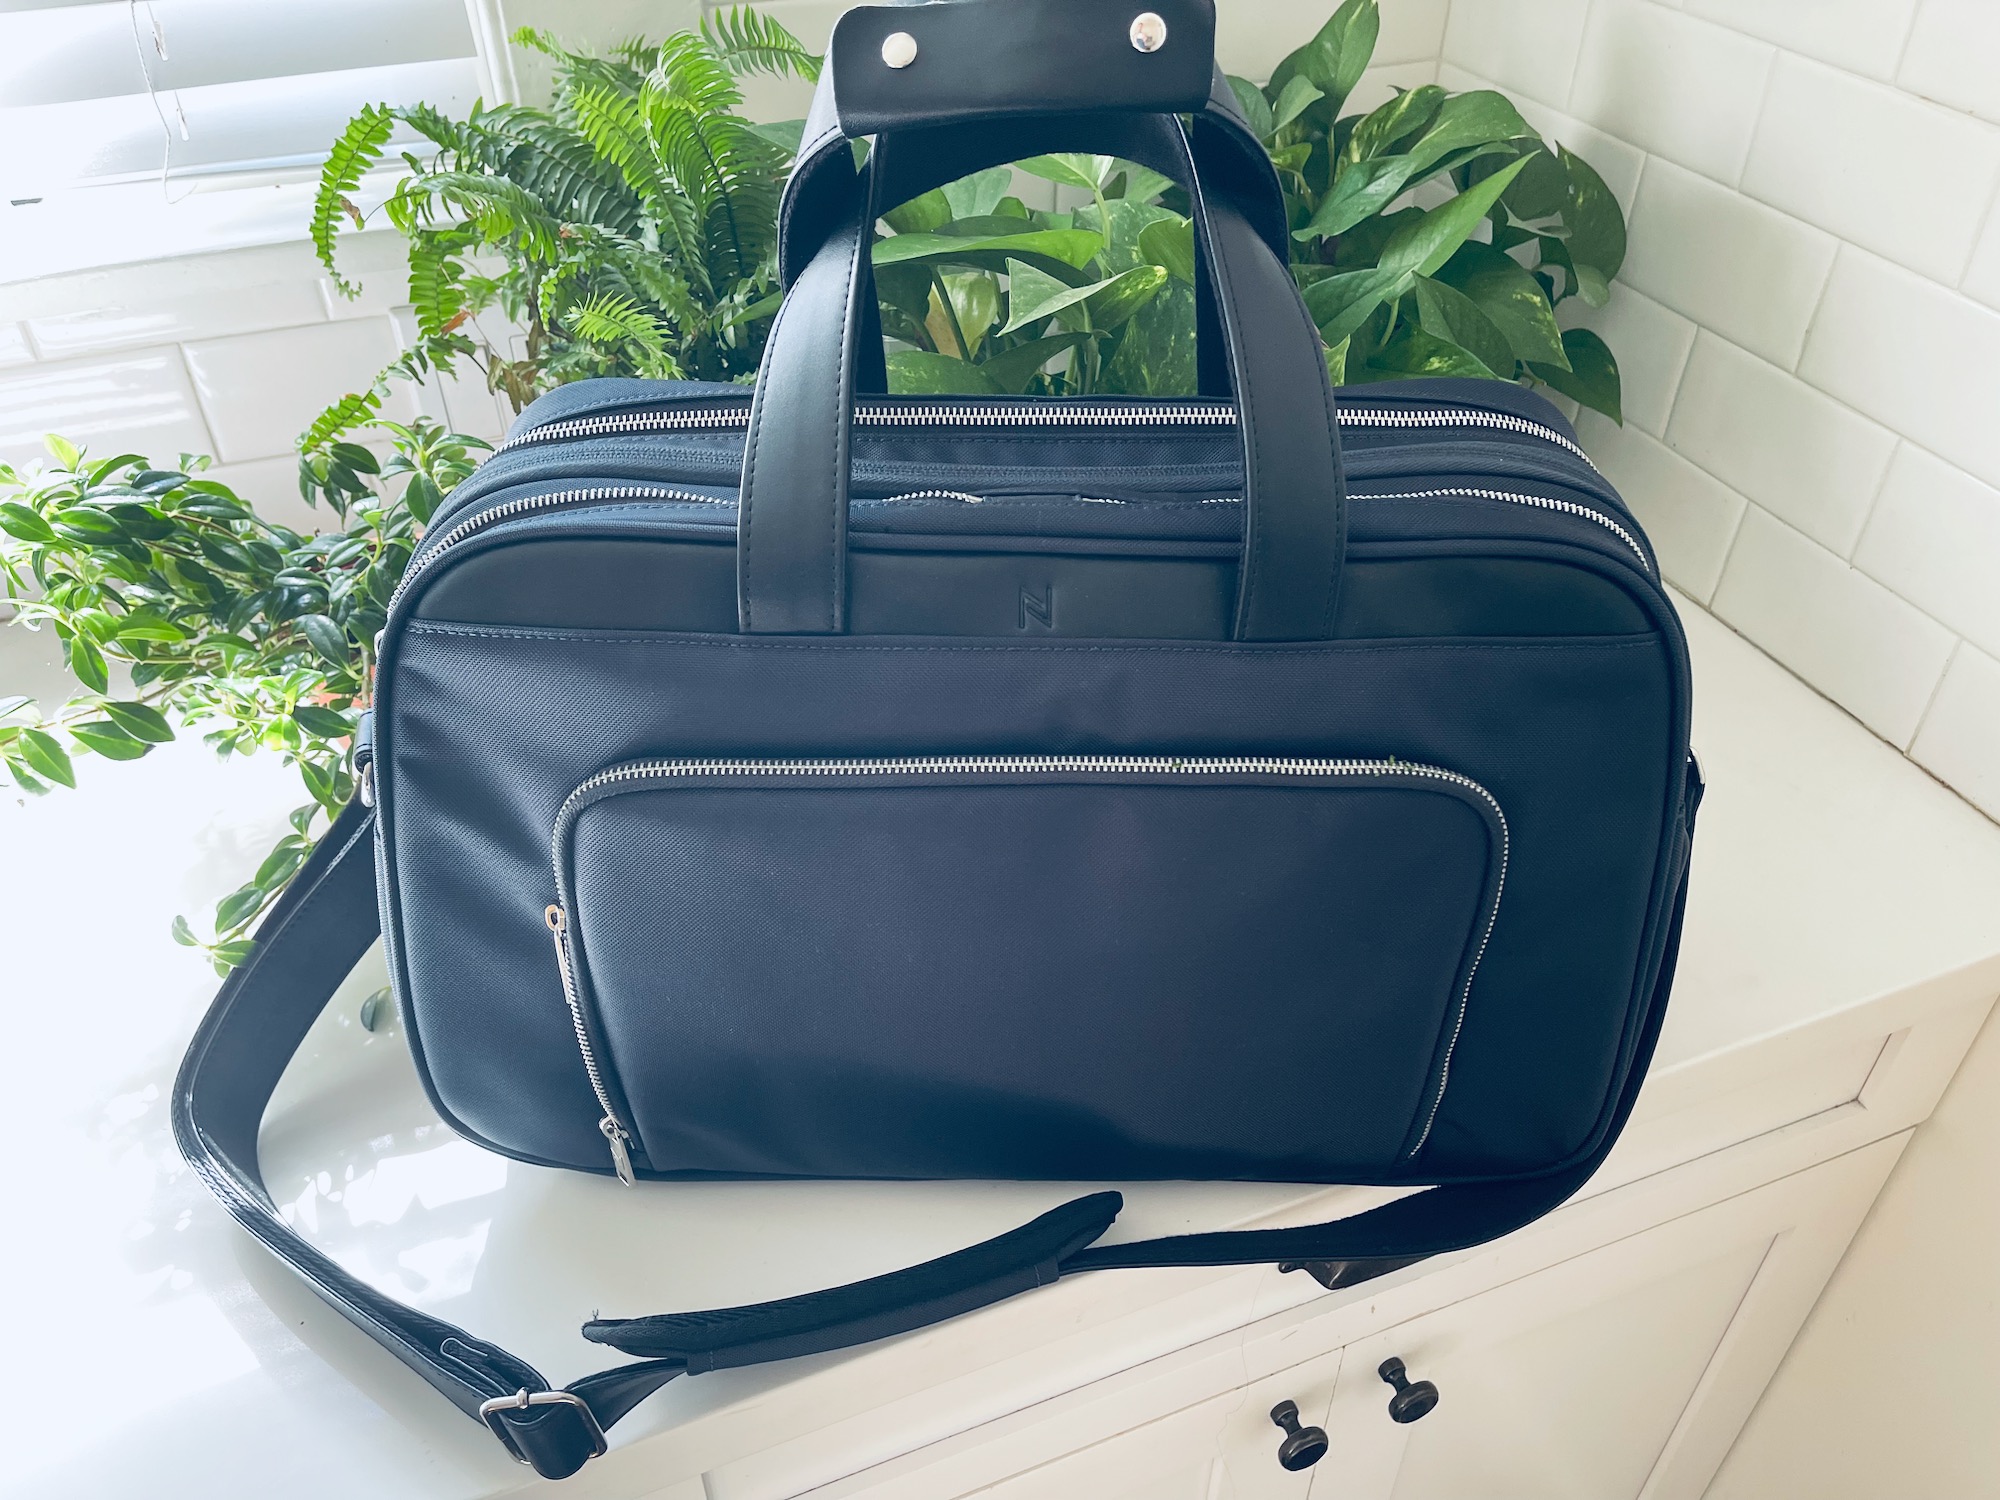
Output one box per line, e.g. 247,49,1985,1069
1313,1139,1895,1500
810,1139,1902,1500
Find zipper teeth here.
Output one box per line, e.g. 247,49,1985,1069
545,912,626,1133
551,753,1506,1162
1368,485,1650,569
1413,794,1509,1153
562,753,1486,803
502,402,1595,465
392,484,722,608
408,481,1647,591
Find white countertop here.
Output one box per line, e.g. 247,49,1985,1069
7,598,2000,1500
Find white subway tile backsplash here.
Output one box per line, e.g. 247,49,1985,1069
0,348,213,472
1569,2,1773,186
1898,0,2000,127
1216,0,1447,79
1683,0,1917,82
183,318,416,463
1911,645,2000,821
1961,198,2000,311
1713,506,1957,744
1798,248,2000,492
1439,0,1591,109
1559,283,1696,437
1369,0,1451,67
1855,445,2000,660
1620,158,1836,369
1665,332,1895,556
1741,56,2000,286
25,281,328,361
0,324,29,366
1577,411,1747,601
1437,62,1645,209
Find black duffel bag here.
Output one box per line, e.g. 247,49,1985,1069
175,0,1699,1479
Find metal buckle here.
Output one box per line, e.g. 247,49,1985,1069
477,1388,609,1468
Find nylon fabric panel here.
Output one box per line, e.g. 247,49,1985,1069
563,776,1497,1180
382,626,1673,1176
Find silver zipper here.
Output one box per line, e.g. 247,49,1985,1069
501,401,1594,466
545,904,637,1185
549,754,1507,1159
390,484,724,610
1366,485,1649,569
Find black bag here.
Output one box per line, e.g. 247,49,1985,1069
175,0,1699,1478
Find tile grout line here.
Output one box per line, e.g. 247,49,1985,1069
173,340,223,461
1888,0,1923,80
1559,0,1595,113
1951,168,2000,292
1729,42,1782,192
1786,234,1843,377
1904,639,1963,754
1842,438,1903,567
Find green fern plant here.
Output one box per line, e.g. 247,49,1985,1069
304,8,816,489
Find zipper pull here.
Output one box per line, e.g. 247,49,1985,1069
600,1116,637,1187
545,904,640,1187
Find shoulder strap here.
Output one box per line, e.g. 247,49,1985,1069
174,777,1696,1479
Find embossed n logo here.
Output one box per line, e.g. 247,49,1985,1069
1018,583,1054,631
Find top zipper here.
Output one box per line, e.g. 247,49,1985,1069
501,400,1595,468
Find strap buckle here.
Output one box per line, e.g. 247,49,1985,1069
478,1388,608,1475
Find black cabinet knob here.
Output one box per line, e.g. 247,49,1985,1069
1378,1357,1440,1423
1268,1399,1330,1471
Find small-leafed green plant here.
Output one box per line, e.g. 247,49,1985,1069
0,425,483,970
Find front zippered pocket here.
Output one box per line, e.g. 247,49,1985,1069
546,755,1507,1184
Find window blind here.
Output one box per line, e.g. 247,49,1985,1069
0,0,486,195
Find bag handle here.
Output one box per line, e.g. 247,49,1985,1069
173,781,1697,1480
738,3,1347,641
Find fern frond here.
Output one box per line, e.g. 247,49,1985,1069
517,27,650,111
472,106,642,235
398,101,471,158
650,30,744,118
700,6,822,81
313,105,395,293
394,172,564,260
569,84,677,207
563,294,683,379
299,388,384,453
407,233,468,341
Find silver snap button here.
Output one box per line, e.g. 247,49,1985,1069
881,31,919,69
1129,12,1168,51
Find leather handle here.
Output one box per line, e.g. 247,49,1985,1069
740,108,1347,639
828,0,1218,138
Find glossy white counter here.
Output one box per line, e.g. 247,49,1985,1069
6,597,2000,1499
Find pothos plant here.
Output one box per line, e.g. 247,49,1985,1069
1241,0,1623,414
1,0,1629,969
